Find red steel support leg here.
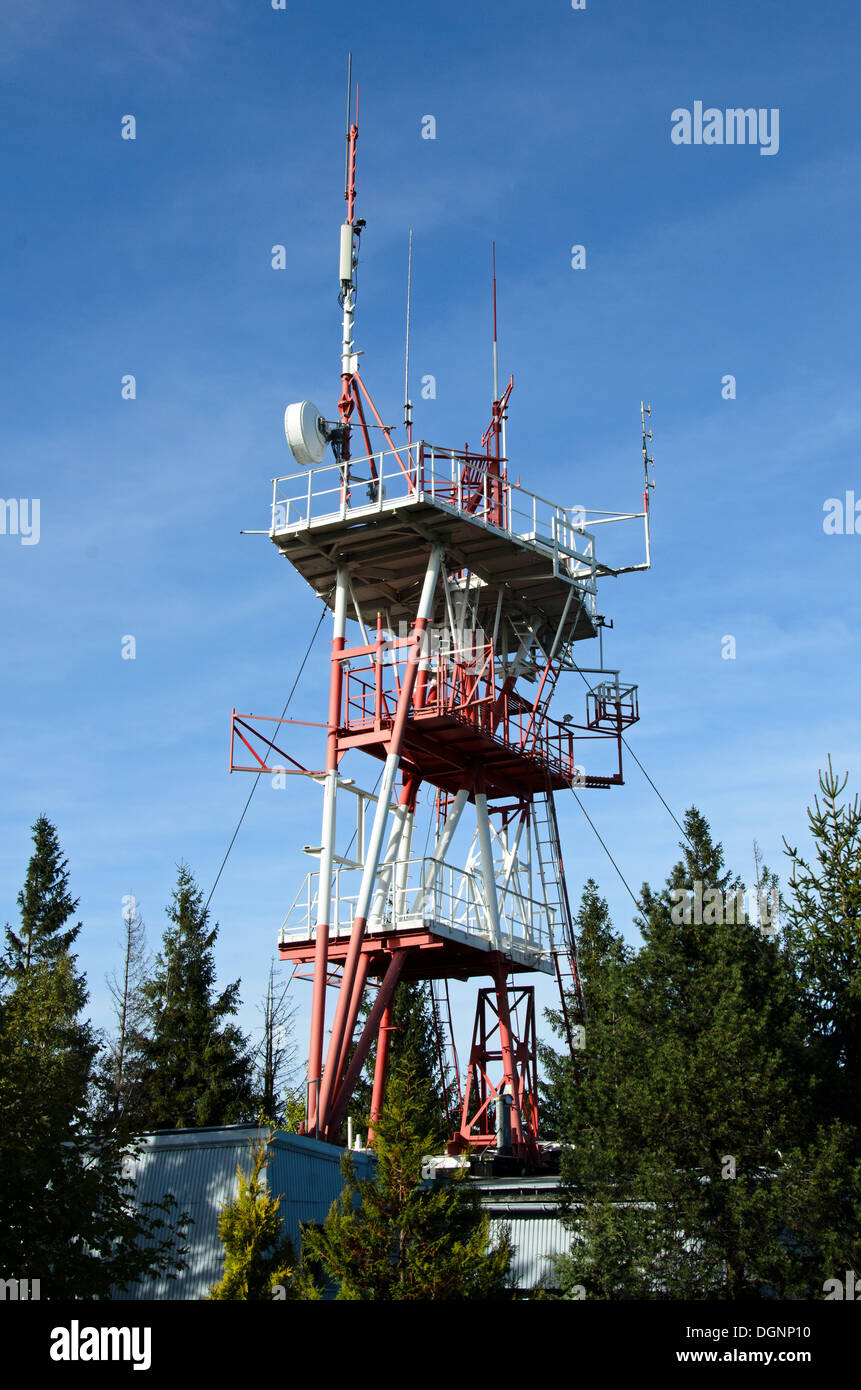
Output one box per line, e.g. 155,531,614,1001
459,993,491,1146
316,546,443,1135
327,949,408,1141
489,953,523,1145
367,997,393,1146
332,950,370,1101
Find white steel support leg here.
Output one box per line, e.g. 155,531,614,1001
316,770,339,932
499,811,528,936
476,793,502,950
395,809,415,920
499,812,526,894
416,787,469,916
368,804,408,928
547,588,574,665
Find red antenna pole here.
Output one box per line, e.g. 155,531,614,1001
489,242,504,523
345,84,358,225
404,230,413,445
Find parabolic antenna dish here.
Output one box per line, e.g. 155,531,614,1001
284,400,328,466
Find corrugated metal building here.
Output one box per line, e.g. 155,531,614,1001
471,1176,570,1293
116,1125,375,1301
116,1125,571,1299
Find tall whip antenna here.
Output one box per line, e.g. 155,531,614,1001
492,240,499,404
404,230,413,443
344,53,352,201
491,241,508,463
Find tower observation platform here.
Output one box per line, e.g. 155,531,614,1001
231,71,652,1160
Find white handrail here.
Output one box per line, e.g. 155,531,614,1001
279,856,555,961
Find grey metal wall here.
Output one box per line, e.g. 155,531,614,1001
115,1126,374,1301
116,1127,572,1299
492,1215,570,1291
476,1178,570,1293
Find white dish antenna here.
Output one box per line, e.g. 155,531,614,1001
284,400,329,466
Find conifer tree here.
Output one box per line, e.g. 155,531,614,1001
301,1065,514,1300
208,1131,318,1300
783,758,861,1133
540,879,630,1139
0,820,187,1297
2,814,81,978
551,809,833,1299
138,864,254,1130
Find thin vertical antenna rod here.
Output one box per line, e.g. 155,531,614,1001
491,241,508,466
344,54,352,202
404,230,413,443
492,241,500,404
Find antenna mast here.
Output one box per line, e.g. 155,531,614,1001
404,230,413,443
343,54,352,206
338,55,361,468
641,401,655,568
490,242,508,467
641,401,655,494
492,240,500,405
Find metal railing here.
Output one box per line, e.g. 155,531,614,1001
270,442,599,598
277,856,557,961
340,638,625,783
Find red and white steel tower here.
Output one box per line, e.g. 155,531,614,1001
230,75,653,1160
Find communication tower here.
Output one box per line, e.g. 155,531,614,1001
231,71,653,1159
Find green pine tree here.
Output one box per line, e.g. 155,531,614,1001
783,758,861,1134
552,808,838,1300
301,1065,514,1299
540,879,630,1140
208,1131,319,1300
0,820,188,1298
138,864,254,1130
2,815,81,978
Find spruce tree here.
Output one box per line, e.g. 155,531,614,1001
783,758,861,1133
301,1065,514,1299
552,809,833,1299
2,814,81,978
0,820,187,1297
540,879,630,1140
138,864,254,1130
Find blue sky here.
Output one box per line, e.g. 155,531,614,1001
2,0,860,1079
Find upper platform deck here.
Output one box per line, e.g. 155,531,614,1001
269,442,600,647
